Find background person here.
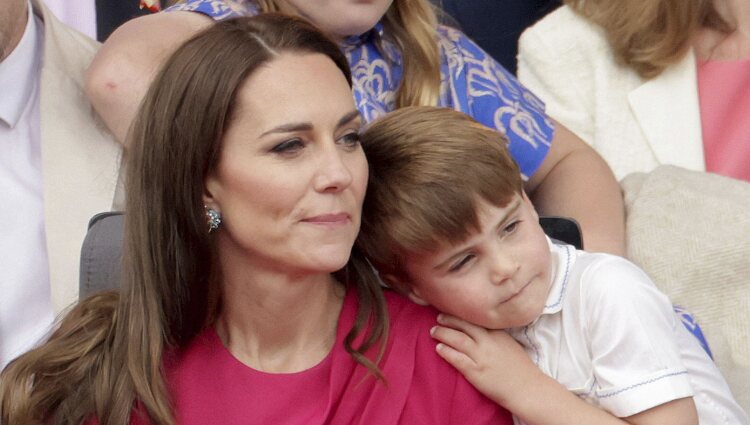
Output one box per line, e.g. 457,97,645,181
518,0,750,182
0,0,122,370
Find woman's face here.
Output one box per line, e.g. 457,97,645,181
205,52,367,276
280,0,394,39
0,0,27,60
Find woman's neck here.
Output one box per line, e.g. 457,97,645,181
216,265,346,373
695,0,750,60
713,0,750,31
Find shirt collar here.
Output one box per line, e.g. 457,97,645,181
0,0,42,129
340,21,384,50
540,239,576,316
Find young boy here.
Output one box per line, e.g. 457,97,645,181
357,106,748,425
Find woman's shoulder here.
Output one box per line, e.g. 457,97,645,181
378,291,511,423
383,289,439,329
380,291,462,380
380,290,446,368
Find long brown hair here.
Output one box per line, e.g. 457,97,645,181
357,106,523,291
565,0,730,79
256,0,442,107
1,14,388,425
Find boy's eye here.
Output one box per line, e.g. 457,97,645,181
449,254,475,272
271,138,304,154
503,220,520,235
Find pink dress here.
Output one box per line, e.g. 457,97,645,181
161,289,512,424
697,59,750,181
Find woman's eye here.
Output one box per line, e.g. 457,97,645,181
449,254,474,272
271,139,304,154
339,132,361,148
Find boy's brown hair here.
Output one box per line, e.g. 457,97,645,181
357,106,523,292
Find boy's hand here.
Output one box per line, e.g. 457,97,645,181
430,314,537,406
431,315,669,425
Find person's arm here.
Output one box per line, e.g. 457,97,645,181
623,398,698,425
432,315,698,425
525,120,626,255
579,257,701,424
444,26,624,255
85,11,212,143
514,9,627,255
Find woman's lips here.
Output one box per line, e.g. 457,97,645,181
302,212,350,225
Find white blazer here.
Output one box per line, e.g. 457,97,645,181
517,6,705,181
35,0,124,313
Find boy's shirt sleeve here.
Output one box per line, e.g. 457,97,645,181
580,256,694,417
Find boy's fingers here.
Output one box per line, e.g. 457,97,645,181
430,325,476,355
437,314,485,339
435,342,476,372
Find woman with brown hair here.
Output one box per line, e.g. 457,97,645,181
519,0,750,182
84,0,627,256
0,15,511,424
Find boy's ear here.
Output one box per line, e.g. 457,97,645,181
380,273,430,306
406,288,430,306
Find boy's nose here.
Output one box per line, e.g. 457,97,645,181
490,253,519,285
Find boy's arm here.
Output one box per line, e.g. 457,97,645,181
623,398,698,425
433,314,700,425
581,257,700,424
431,315,627,425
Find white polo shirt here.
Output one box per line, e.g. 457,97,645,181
509,242,748,423
0,2,55,370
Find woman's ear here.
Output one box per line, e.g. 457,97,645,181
203,174,220,210
382,273,430,306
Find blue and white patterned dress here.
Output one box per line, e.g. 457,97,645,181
166,0,553,180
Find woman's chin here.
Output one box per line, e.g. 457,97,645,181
305,251,353,274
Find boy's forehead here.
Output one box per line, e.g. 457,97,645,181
475,194,523,223
406,194,524,268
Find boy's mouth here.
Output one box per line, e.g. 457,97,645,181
499,280,532,304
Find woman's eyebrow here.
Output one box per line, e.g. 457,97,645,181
337,110,361,128
257,110,360,138
259,122,313,137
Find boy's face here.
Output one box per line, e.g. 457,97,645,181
400,193,553,329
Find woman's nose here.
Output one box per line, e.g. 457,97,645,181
314,145,354,193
